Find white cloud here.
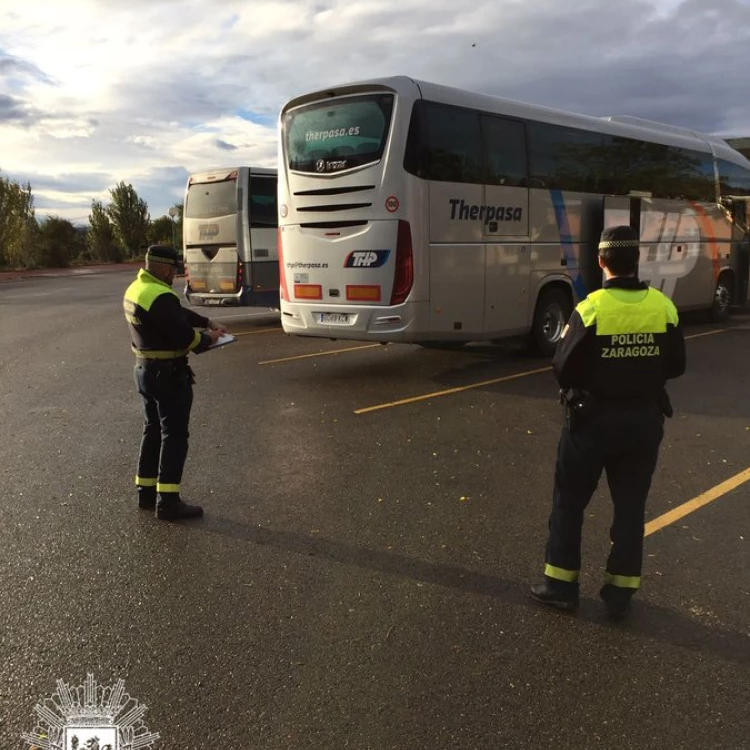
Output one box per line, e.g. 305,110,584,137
1,0,749,223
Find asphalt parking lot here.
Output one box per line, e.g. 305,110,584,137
1,269,748,749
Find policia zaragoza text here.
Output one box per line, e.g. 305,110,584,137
602,332,661,358
531,225,686,621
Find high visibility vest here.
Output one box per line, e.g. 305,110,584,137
123,269,201,359
575,286,679,398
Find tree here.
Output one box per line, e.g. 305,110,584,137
87,199,120,262
0,172,37,269
148,215,175,246
36,216,85,268
106,181,149,258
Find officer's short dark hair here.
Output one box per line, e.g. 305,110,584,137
598,225,640,275
145,244,179,266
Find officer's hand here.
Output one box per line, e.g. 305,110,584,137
208,328,222,344
208,320,229,335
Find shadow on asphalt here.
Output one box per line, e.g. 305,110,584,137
197,514,749,668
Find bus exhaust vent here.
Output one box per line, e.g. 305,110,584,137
299,220,368,229
297,202,372,213
294,185,375,196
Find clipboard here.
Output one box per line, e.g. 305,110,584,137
207,333,237,350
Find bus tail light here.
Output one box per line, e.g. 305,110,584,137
237,261,243,290
347,285,381,302
294,284,323,300
278,228,290,301
390,220,414,305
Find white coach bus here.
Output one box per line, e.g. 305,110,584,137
278,76,750,353
183,166,279,308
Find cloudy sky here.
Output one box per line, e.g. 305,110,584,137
2,0,750,224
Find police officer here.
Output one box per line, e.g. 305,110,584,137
530,225,686,619
123,245,227,520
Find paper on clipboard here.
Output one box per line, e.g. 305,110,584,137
207,333,237,350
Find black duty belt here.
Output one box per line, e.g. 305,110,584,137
135,356,189,368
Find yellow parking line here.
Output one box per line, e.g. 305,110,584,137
354,366,553,414
645,466,750,536
684,328,728,340
260,344,381,365
354,325,729,415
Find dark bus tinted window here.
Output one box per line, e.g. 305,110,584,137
185,179,237,219
528,122,715,200
421,102,482,183
284,94,394,174
404,100,718,200
718,159,750,196
404,101,525,185
527,122,612,192
248,176,278,227
481,115,527,187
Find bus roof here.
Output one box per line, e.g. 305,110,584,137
188,166,277,183
282,75,750,168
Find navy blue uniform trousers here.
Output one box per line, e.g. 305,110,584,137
545,401,664,590
134,359,194,494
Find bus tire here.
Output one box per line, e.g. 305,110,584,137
711,272,733,323
529,287,573,357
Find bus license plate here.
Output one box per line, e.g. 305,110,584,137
319,312,351,325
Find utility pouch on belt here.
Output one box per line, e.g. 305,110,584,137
658,387,673,418
559,388,593,432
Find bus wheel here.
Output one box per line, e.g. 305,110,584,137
711,273,733,322
529,288,572,357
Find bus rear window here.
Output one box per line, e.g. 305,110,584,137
185,179,237,219
284,94,394,174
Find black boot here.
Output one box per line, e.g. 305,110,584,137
600,584,633,621
155,492,203,520
137,487,156,510
530,580,580,612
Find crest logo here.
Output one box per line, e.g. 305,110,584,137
22,674,160,750
315,159,326,172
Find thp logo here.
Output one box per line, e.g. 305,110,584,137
198,223,220,240
344,250,390,268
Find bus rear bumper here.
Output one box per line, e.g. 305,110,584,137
185,288,280,309
279,300,427,341
186,290,243,307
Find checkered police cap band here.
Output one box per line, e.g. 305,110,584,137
598,225,639,251
598,239,640,249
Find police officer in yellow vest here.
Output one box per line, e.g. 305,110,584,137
123,245,227,520
530,225,686,619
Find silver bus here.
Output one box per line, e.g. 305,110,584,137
277,76,750,353
183,166,279,308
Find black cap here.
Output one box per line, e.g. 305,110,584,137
598,225,640,251
145,244,179,266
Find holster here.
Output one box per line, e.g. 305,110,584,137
559,388,593,432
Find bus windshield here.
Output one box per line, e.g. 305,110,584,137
284,93,394,174
185,178,237,219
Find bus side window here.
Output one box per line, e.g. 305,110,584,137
422,102,482,184
481,115,527,187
